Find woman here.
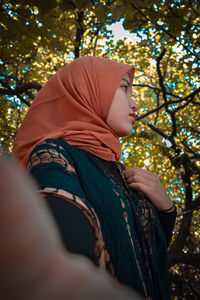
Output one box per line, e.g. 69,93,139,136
14,56,176,299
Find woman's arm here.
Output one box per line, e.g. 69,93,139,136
157,208,177,247
45,195,98,265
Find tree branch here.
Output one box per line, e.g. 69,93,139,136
156,49,178,138
132,83,181,99
0,79,31,106
169,253,200,269
0,82,42,96
169,272,200,297
146,122,169,139
184,87,200,101
180,195,200,215
156,48,167,103
135,86,200,122
15,82,42,93
74,10,84,58
169,213,193,255
136,98,184,120
130,3,200,59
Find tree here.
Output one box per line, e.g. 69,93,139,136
115,1,200,297
0,0,199,298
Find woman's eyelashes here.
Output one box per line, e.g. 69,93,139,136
121,85,128,92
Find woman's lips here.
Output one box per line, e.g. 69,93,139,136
129,113,136,122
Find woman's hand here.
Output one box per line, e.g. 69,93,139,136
123,167,173,211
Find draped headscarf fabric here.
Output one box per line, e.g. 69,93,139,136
13,56,135,166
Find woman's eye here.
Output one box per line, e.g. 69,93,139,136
121,85,128,92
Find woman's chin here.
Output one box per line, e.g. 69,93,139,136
118,129,133,137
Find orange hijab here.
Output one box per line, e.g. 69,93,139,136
13,56,134,167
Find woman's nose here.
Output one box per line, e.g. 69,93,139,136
130,98,138,111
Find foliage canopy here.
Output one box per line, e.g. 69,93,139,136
0,0,200,297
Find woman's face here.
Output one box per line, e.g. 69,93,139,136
106,75,138,137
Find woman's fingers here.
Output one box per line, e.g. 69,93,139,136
126,175,149,187
124,167,156,181
123,167,173,211
124,168,158,192
127,182,150,195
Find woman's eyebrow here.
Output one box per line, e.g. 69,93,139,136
121,78,131,88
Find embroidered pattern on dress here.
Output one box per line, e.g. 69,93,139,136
27,146,75,174
37,140,65,152
100,161,154,299
104,249,118,281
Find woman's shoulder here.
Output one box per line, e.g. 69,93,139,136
27,138,96,171
27,139,76,170
29,138,85,160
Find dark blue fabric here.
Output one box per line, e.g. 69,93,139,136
46,195,97,264
28,138,172,299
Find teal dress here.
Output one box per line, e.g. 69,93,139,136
28,138,173,299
